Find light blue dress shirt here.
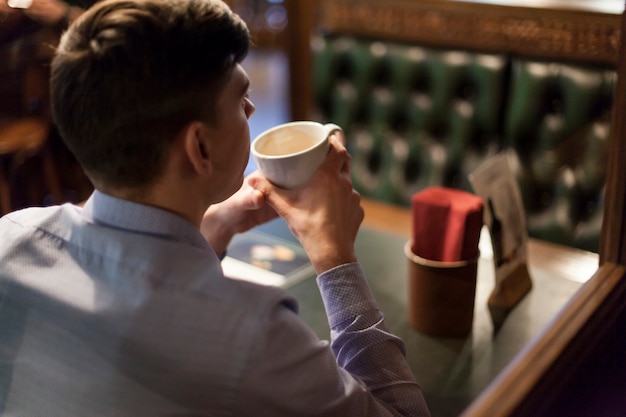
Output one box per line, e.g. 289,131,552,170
0,190,429,416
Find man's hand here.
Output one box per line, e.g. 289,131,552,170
250,134,364,274
200,172,278,257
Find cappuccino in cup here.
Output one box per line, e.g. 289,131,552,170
252,121,342,189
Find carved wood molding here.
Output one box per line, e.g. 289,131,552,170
319,0,621,66
601,0,626,265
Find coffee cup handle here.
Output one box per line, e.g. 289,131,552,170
323,123,343,143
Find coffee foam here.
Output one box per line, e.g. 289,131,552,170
256,129,321,156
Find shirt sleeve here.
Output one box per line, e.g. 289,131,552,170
233,263,430,417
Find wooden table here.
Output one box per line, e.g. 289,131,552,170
253,199,599,417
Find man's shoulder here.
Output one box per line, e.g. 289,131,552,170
0,204,299,318
0,204,79,237
1,203,79,224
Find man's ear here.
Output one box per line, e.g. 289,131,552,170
182,121,212,176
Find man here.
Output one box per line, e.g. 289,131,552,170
0,0,430,415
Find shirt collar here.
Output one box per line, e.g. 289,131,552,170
81,190,213,253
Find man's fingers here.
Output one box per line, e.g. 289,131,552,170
325,135,352,176
248,175,283,210
329,129,346,146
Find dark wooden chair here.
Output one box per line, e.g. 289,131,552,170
0,24,63,215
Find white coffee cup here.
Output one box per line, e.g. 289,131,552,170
251,121,342,189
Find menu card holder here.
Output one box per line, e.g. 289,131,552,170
469,152,532,331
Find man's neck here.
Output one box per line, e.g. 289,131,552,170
95,181,205,229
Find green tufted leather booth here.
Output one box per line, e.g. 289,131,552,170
311,35,616,253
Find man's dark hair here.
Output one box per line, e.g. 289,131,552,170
51,0,250,189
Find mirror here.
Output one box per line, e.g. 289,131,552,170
235,0,626,415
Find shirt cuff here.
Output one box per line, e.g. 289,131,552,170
316,262,379,330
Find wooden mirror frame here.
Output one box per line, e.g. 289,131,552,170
465,2,626,414
285,1,626,415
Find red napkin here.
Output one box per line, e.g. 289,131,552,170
411,186,484,262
